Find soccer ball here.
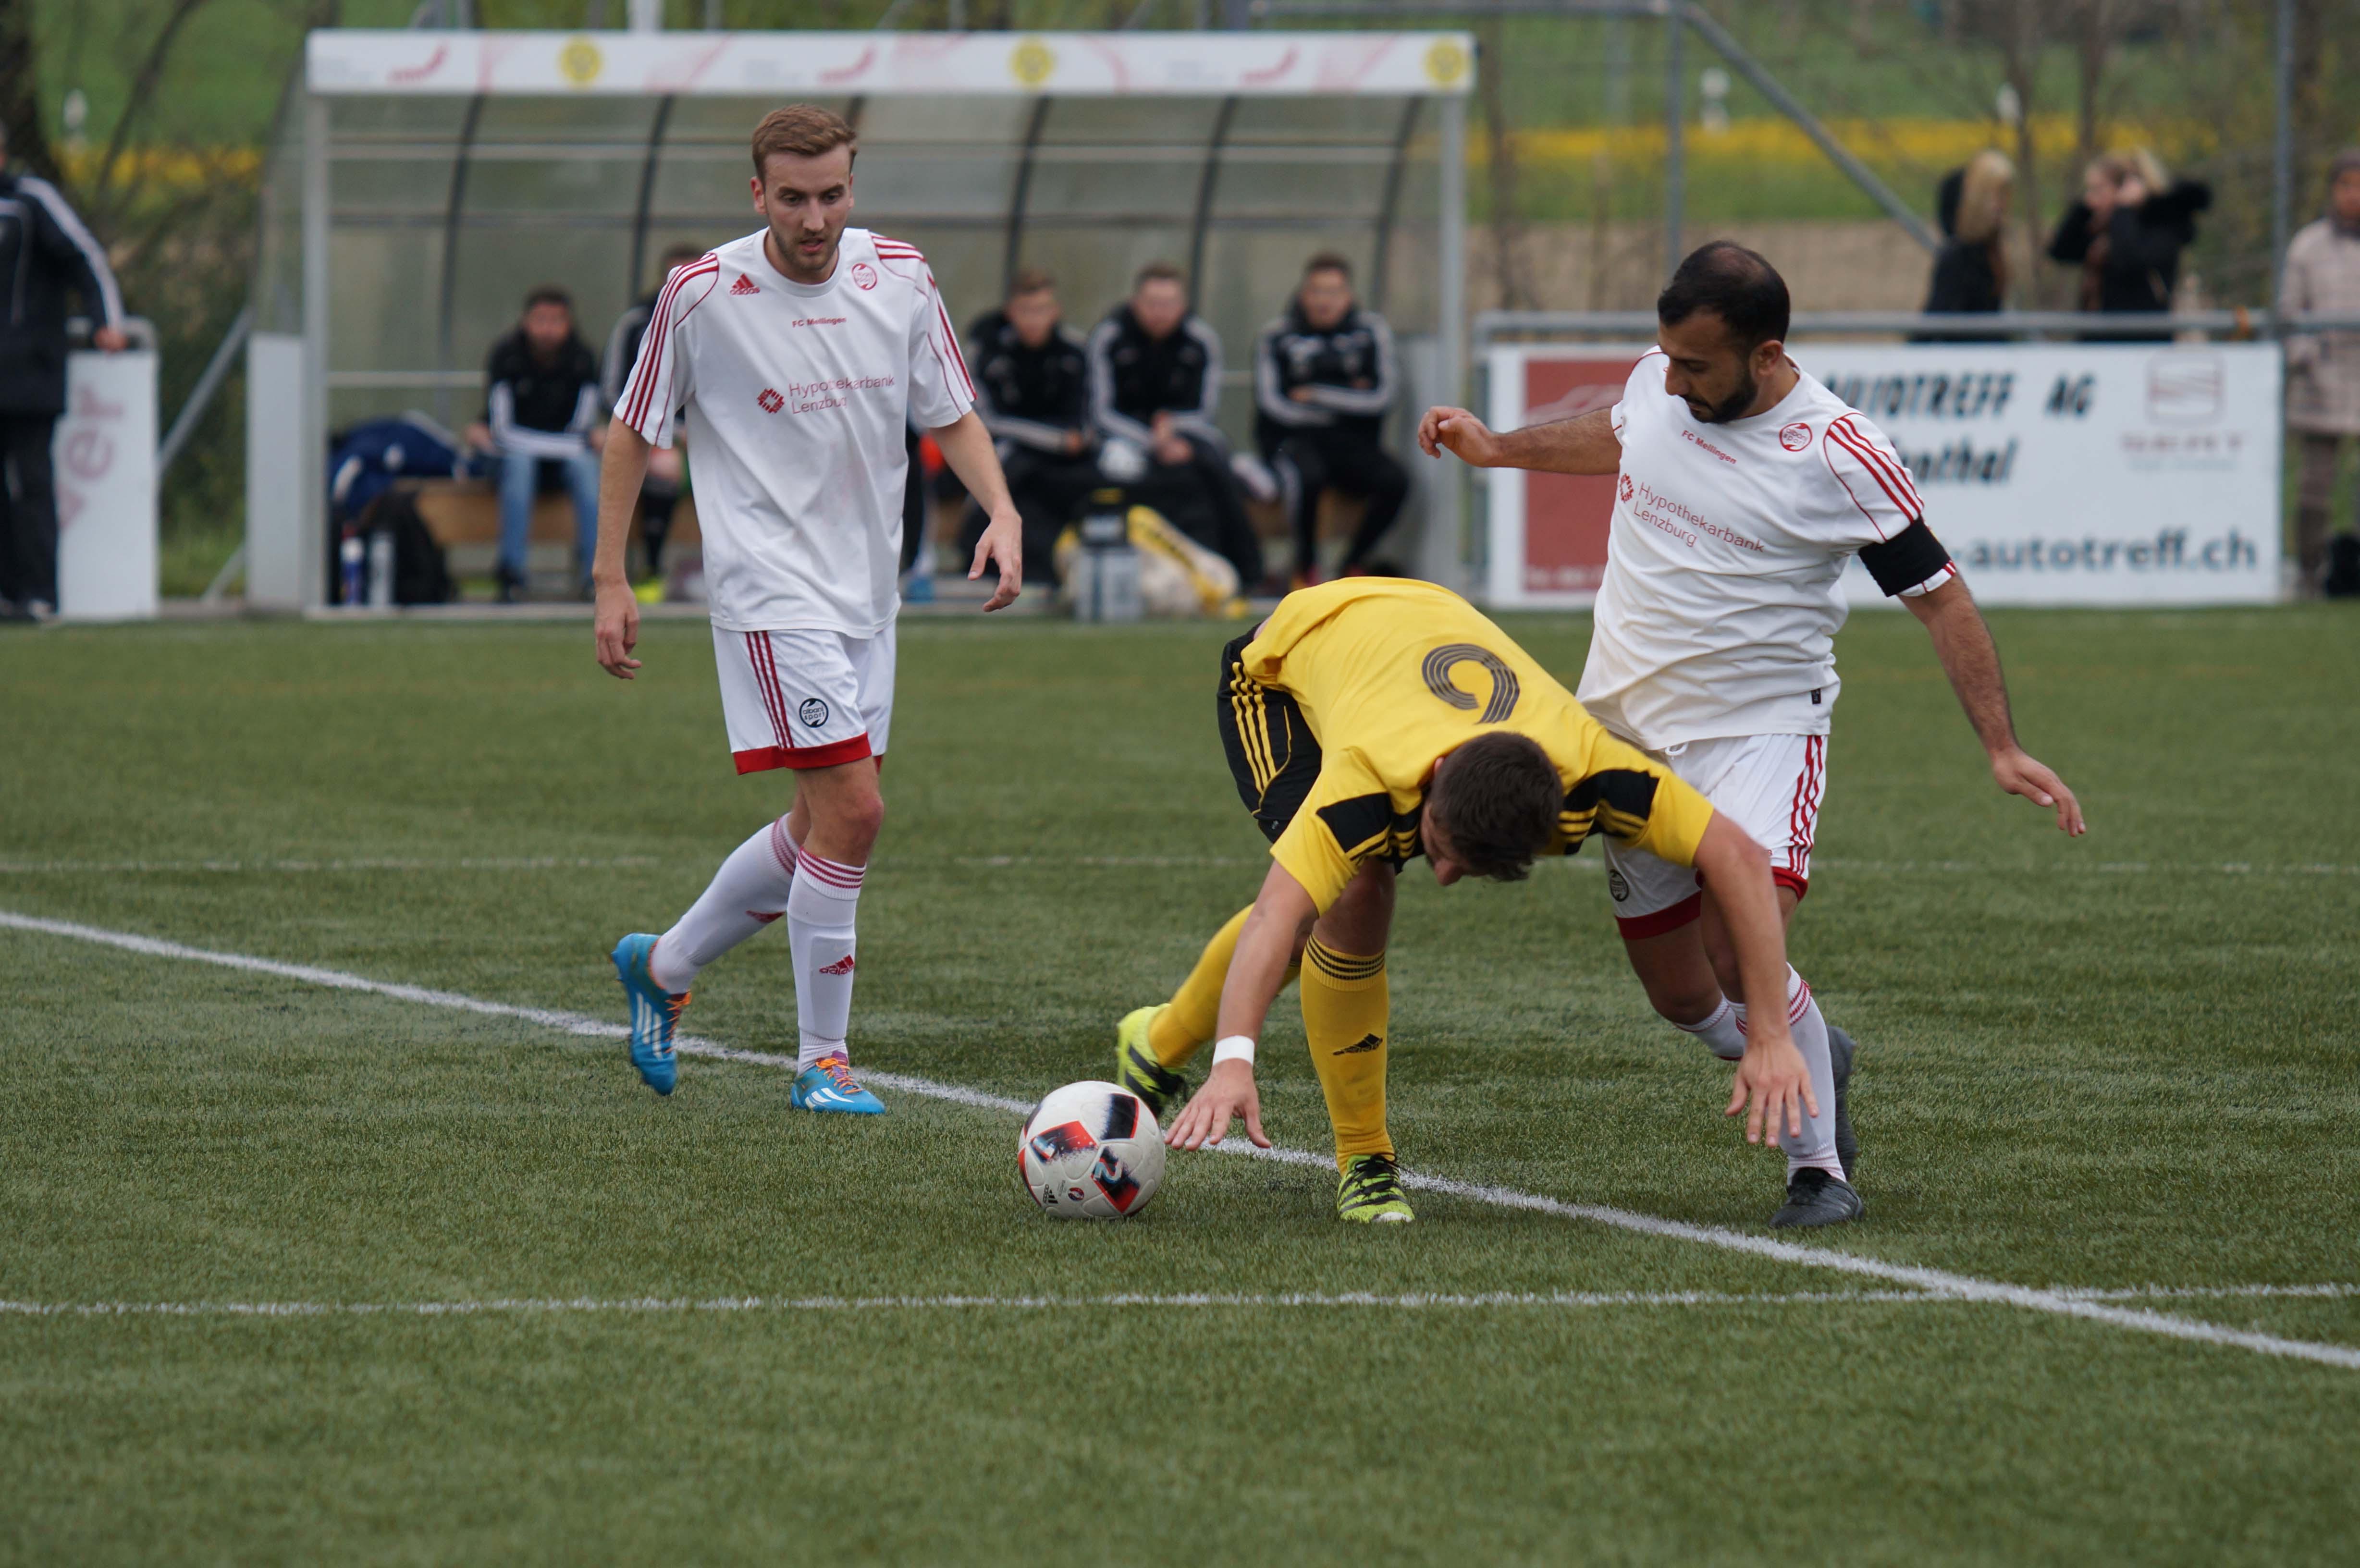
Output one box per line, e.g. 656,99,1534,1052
1019,1080,1167,1220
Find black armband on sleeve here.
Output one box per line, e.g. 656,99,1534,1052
1857,519,1953,596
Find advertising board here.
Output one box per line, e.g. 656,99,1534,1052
1483,341,2283,608
53,349,158,622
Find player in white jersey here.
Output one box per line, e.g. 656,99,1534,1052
1420,241,2083,1226
590,105,1025,1111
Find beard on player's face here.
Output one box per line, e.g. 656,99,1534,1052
768,203,849,281
1689,363,1759,425
756,151,855,283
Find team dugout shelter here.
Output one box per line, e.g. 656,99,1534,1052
247,27,1475,609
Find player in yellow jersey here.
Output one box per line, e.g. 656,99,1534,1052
1114,578,1832,1225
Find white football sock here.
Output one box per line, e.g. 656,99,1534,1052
787,851,864,1070
1672,995,1747,1061
1730,971,1844,1180
650,816,799,992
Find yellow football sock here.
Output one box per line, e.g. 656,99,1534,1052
1147,904,1299,1070
1302,937,1392,1168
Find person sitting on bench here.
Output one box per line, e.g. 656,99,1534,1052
1254,252,1408,586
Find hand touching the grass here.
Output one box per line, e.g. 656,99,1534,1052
1727,1027,1817,1149
1166,1060,1269,1152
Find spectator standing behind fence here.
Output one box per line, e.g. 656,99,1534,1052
965,269,1098,584
0,123,127,624
1922,150,2014,327
2047,150,2212,336
602,245,706,590
467,285,604,603
1087,261,1263,590
1254,253,1410,587
2282,148,2360,598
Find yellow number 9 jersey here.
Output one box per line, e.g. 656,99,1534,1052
1217,579,1718,912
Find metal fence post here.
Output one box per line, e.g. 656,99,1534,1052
2270,0,2293,320
1663,0,1683,278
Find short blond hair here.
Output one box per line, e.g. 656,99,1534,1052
750,105,857,176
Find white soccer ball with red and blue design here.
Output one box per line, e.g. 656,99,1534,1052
1019,1080,1166,1220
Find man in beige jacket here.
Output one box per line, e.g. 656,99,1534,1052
2283,148,2360,595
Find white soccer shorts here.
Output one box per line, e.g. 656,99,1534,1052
713,625,896,774
1599,732,1827,937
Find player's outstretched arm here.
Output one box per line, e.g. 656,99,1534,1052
930,410,1024,612
592,417,651,680
1905,576,2086,836
1691,815,1817,1149
1415,405,1622,475
1166,860,1317,1152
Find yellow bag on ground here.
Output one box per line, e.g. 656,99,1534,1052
1054,504,1245,618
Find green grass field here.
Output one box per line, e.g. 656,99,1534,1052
3,605,2358,1563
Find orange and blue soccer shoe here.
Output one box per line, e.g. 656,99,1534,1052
611,932,688,1096
791,1052,885,1115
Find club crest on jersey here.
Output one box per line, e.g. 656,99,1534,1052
850,262,878,291
730,274,760,295
1619,474,1635,502
757,388,785,413
798,697,829,727
1780,421,1813,452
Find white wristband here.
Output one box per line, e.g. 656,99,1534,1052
1212,1035,1256,1067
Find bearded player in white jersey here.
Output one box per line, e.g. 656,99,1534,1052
591,105,1025,1112
1420,241,2084,1227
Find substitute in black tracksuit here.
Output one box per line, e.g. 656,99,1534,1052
0,139,127,618
964,271,1099,585
1254,254,1407,585
1085,263,1262,588
601,244,707,580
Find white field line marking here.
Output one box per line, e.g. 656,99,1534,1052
7,856,2359,879
946,858,2360,879
0,857,662,875
2053,1282,2360,1302
5,907,2358,1374
3,1285,2350,1321
1,1290,1935,1318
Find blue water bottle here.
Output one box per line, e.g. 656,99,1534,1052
339,527,365,607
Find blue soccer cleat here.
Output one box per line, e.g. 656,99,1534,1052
791,1053,886,1115
611,932,689,1095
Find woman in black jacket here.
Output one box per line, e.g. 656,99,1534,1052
2048,150,2211,333
1922,149,2015,330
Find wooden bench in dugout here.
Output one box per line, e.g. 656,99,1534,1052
406,479,703,583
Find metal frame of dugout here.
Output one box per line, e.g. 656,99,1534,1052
248,28,1476,611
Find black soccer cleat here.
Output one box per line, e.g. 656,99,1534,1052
1826,1024,1859,1180
1770,1166,1865,1229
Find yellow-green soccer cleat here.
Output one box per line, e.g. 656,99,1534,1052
1115,1004,1191,1121
1336,1152,1415,1224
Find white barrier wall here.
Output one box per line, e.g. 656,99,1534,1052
1483,341,2285,609
54,348,159,621
245,334,312,612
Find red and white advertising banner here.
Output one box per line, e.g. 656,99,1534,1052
54,349,158,622
307,30,1475,98
1483,341,2284,609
